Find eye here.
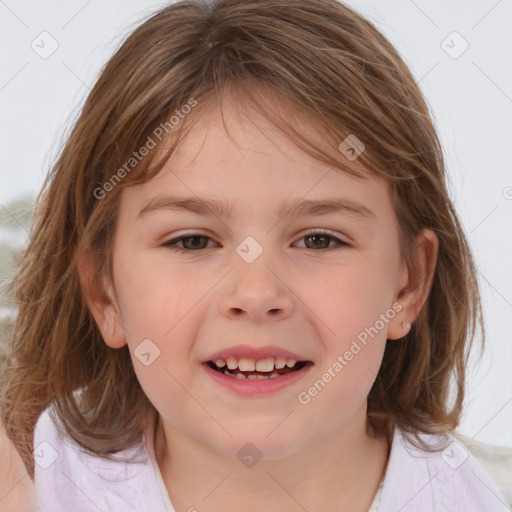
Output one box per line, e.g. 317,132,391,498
162,230,350,252
162,233,216,251
294,230,351,250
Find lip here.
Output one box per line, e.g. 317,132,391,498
203,344,308,363
202,360,313,397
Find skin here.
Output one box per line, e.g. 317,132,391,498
0,425,38,512
81,96,438,512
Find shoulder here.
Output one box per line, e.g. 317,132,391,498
452,432,512,507
33,404,168,512
378,425,511,512
0,424,38,512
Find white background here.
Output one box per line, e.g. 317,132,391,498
0,0,511,448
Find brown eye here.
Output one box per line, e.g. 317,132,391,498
304,234,331,249
162,231,350,252
163,234,214,251
181,236,210,250
296,231,350,250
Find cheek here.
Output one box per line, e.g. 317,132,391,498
292,259,395,340
290,259,394,399
115,256,212,382
115,254,206,339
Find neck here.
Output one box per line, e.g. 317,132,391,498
153,408,391,512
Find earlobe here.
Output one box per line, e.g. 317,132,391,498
76,247,127,349
387,302,412,341
387,228,439,341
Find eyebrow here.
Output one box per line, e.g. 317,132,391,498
137,195,376,221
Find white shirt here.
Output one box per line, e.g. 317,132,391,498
33,407,509,511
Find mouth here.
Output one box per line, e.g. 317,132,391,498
201,345,314,395
204,357,311,380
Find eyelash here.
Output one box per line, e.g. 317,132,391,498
161,230,351,252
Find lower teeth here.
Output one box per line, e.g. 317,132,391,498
223,369,280,379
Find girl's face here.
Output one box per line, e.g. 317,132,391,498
99,99,420,460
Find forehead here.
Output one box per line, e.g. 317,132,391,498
119,95,394,224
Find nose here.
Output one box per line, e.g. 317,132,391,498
218,246,295,323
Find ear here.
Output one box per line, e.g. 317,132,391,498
387,228,439,340
76,247,127,349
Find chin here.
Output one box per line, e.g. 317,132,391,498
207,423,308,462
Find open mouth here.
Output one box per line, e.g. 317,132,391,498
205,357,310,380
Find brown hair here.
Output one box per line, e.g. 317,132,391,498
1,0,484,478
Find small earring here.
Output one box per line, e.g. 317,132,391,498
402,321,411,330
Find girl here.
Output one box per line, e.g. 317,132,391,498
1,0,510,510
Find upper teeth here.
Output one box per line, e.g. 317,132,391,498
215,357,297,372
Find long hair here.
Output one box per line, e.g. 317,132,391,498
1,0,483,477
